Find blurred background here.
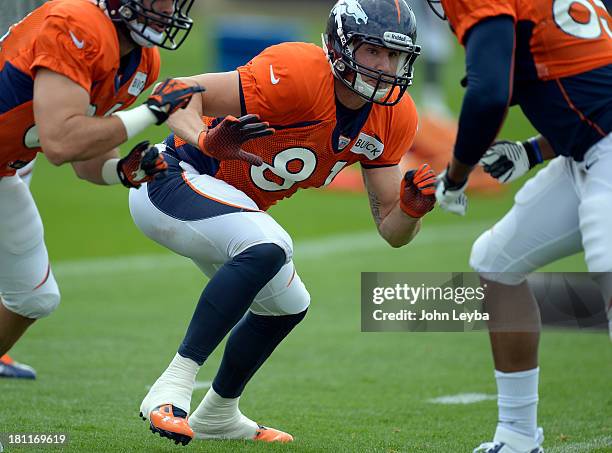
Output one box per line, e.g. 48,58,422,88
2,0,579,270
4,3,611,453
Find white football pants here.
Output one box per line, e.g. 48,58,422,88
0,175,60,319
128,162,310,316
471,133,612,294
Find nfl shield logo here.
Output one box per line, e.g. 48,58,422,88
338,135,351,150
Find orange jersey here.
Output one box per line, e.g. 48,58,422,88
0,0,160,176
173,42,418,211
442,0,612,80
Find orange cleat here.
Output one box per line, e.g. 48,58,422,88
0,354,36,379
146,404,193,446
253,425,294,443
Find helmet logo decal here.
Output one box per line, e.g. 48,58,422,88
332,0,369,27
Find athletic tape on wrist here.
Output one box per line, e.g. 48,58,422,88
112,105,157,140
101,158,121,185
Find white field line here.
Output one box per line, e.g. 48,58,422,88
427,393,497,405
53,221,491,278
547,436,612,452
427,393,611,452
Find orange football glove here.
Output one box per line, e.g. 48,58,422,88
400,163,437,218
146,78,205,125
198,114,274,166
118,141,168,188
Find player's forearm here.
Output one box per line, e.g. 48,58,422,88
166,104,206,147
377,204,421,248
42,115,128,166
533,135,556,160
72,148,120,185
164,77,206,146
447,156,473,185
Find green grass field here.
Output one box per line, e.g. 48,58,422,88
2,8,611,453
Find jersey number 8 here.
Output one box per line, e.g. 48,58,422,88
250,147,348,192
554,0,612,39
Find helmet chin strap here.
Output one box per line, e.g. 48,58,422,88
354,73,390,101
128,20,165,48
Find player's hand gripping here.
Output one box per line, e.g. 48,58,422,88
399,163,437,218
117,141,168,188
435,167,468,216
198,114,274,166
146,78,205,125
479,139,543,183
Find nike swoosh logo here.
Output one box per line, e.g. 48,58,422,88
585,158,599,170
70,31,85,49
269,65,280,85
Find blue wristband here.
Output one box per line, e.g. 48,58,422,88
527,137,544,165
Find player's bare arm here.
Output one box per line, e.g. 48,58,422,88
35,70,202,167
167,71,242,146
71,148,120,184
167,71,272,166
34,69,129,165
362,164,435,248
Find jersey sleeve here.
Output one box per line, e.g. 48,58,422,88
30,14,103,93
362,96,418,168
443,0,517,45
143,48,161,91
237,43,328,125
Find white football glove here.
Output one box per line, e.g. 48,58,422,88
435,169,468,216
479,139,543,184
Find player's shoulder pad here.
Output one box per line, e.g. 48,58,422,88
141,47,162,83
242,42,333,110
389,92,418,130
43,0,118,57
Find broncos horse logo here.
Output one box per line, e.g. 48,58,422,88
332,0,368,27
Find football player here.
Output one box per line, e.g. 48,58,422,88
129,0,436,445
0,0,203,378
428,0,612,451
0,0,45,380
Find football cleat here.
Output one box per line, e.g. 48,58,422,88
0,355,36,379
474,426,544,453
142,404,194,446
189,411,293,443
254,425,294,443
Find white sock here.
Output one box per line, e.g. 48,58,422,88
142,353,200,415
495,367,539,438
189,387,258,438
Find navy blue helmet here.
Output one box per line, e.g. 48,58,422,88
323,0,421,106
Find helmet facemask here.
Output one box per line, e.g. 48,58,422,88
324,32,420,106
323,0,421,107
102,0,195,50
426,0,447,21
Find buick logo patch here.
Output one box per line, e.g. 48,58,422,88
350,132,384,160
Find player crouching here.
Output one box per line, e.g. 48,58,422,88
133,0,435,445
